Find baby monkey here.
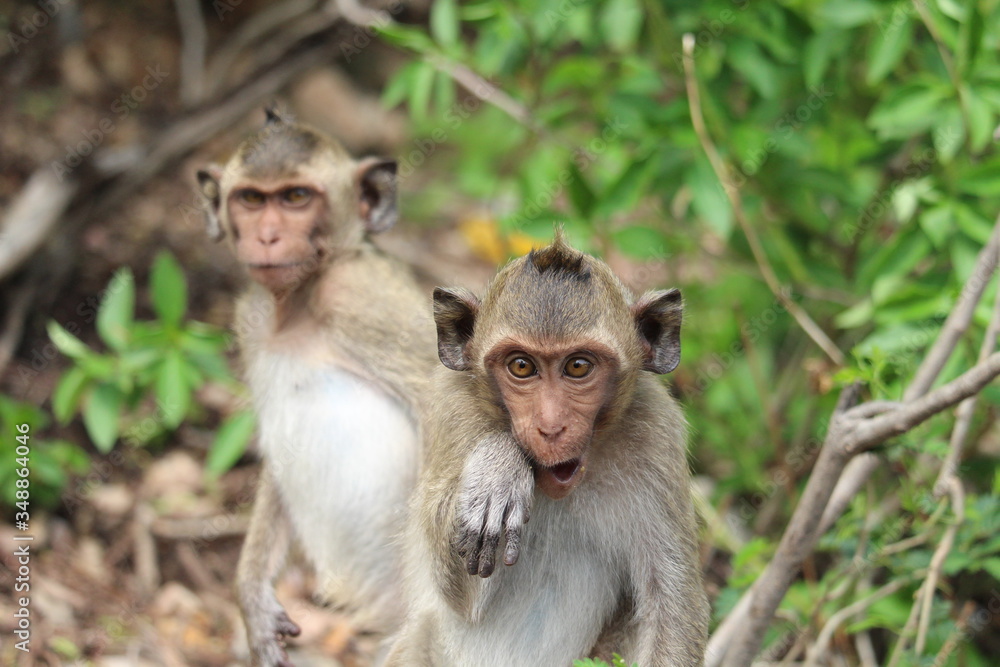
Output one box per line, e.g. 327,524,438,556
386,233,709,666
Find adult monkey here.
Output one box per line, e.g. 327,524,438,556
196,108,436,666
386,234,708,666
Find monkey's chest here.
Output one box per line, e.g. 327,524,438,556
248,354,418,579
454,499,620,665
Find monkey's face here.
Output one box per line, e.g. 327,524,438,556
226,181,329,293
486,340,618,500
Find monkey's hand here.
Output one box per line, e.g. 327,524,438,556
243,591,302,667
454,434,534,578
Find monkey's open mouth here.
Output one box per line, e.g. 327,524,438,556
547,458,582,483
534,457,585,500
249,262,306,269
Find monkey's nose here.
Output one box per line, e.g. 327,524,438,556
537,425,566,441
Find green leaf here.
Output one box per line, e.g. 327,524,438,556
430,0,460,49
598,0,643,53
612,226,668,260
865,13,911,85
957,159,1000,197
155,350,192,429
836,298,874,329
919,205,953,247
803,30,844,89
375,23,436,53
594,156,656,219
205,411,256,476
408,61,437,125
957,1,984,76
727,39,781,100
96,268,135,351
52,367,90,424
967,88,996,152
83,383,123,453
150,252,187,327
687,158,733,239
566,162,597,219
816,0,880,28
382,61,420,109
868,84,950,139
47,321,92,360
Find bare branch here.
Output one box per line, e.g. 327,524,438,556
914,479,964,655
849,351,1000,450
173,0,208,107
204,0,319,97
936,265,1000,494
804,573,922,667
905,217,1000,400
719,350,1000,666
0,170,79,280
681,33,845,366
334,0,538,131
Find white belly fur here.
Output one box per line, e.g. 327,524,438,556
248,351,418,623
441,496,620,666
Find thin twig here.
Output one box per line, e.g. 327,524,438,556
204,0,318,96
906,217,1000,401
914,478,965,655
936,259,1000,494
681,33,844,366
804,572,923,667
849,351,1000,450
334,0,538,131
932,601,976,666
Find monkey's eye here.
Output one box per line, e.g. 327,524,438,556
564,357,593,378
238,189,266,207
507,357,536,379
282,187,312,207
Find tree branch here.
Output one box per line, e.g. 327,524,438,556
719,349,1000,666
681,34,845,366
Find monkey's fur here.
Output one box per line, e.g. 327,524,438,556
196,111,436,666
385,235,709,666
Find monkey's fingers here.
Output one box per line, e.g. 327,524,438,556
477,530,500,578
275,611,302,638
459,526,486,575
502,502,527,566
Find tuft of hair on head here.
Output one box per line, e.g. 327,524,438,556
527,227,590,282
263,102,288,127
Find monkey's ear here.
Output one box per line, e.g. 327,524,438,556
633,288,683,374
196,165,225,242
433,287,480,371
356,158,398,234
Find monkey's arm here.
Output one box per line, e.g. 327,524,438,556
626,490,709,666
237,466,301,667
454,431,534,578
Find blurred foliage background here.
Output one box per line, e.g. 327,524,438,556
1,0,999,664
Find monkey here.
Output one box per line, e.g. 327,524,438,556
384,233,709,667
195,108,437,666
